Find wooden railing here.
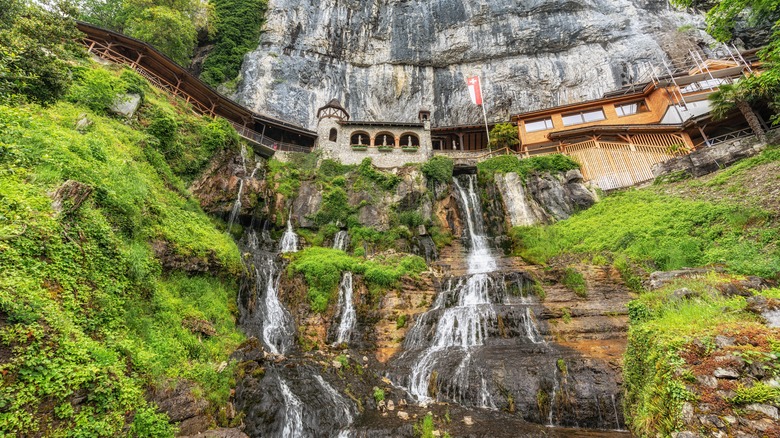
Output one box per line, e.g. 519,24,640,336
82,36,312,156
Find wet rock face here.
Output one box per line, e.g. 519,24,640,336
235,0,707,128
492,170,597,228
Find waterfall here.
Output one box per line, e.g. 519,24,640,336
452,176,497,274
280,218,298,253
278,378,304,438
257,257,295,355
226,179,244,231
548,367,559,426
403,175,499,402
333,230,349,251
314,375,354,425
333,272,356,345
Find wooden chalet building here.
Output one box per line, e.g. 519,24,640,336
511,51,765,190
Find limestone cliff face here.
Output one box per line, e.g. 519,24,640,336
235,0,709,128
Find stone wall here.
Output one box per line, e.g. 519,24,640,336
315,117,433,168
651,135,766,179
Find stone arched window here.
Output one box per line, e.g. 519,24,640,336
329,128,338,142
399,133,420,147
375,132,395,147
350,131,369,146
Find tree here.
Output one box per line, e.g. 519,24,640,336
124,6,196,65
488,122,520,151
0,0,82,104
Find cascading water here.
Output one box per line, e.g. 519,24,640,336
333,272,356,345
390,174,551,410
331,231,356,346
240,229,296,355
279,218,298,253
278,377,304,438
333,230,349,251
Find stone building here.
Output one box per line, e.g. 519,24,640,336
315,99,433,168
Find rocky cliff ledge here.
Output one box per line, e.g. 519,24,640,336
235,0,709,128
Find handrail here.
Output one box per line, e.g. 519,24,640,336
693,128,754,149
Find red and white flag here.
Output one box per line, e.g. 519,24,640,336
466,76,483,106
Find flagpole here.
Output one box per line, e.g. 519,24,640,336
479,76,490,149
481,102,491,149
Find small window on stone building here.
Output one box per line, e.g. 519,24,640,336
329,128,338,142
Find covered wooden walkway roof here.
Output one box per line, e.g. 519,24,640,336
76,21,317,157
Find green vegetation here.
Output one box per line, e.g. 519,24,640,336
288,248,426,312
396,314,409,329
561,267,587,298
200,0,267,87
421,155,454,184
731,382,780,405
414,412,435,438
476,154,580,182
488,122,520,150
78,0,213,66
373,387,385,403
0,53,243,434
624,273,779,436
511,179,780,278
0,0,82,105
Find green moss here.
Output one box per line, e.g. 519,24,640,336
477,154,580,182
0,63,243,435
421,156,454,184
287,247,427,312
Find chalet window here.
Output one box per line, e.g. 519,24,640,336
615,100,648,117
525,117,554,132
562,109,606,126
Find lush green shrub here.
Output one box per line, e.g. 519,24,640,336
373,387,385,403
0,0,81,104
488,122,519,150
125,6,197,65
561,267,587,298
399,211,424,229
357,158,401,190
477,154,580,182
314,186,352,226
288,248,427,312
319,158,354,179
421,156,454,184
199,117,239,154
67,67,127,113
200,0,267,87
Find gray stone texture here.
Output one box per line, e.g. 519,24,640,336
234,0,710,129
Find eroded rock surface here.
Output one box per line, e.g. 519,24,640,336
235,0,709,128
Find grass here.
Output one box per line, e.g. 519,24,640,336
561,267,587,298
511,188,780,278
623,272,780,436
287,247,426,313
0,61,244,435
476,154,580,182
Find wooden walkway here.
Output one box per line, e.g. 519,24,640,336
76,21,317,157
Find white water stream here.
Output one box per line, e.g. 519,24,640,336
278,378,304,438
333,272,357,345
279,218,298,253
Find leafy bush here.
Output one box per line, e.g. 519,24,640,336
562,267,587,298
421,156,454,184
288,248,427,312
125,6,197,65
200,0,267,87
373,387,385,403
0,0,81,104
399,211,424,229
319,158,354,179
731,382,780,405
67,67,127,113
477,154,580,182
357,158,401,191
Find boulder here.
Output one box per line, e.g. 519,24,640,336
109,93,141,118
